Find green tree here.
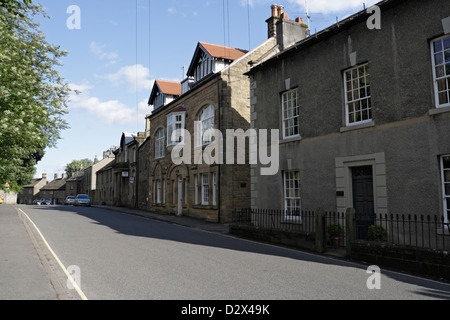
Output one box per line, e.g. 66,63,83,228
65,159,94,178
0,0,70,192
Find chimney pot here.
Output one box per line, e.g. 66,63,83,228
296,17,304,24
271,4,278,17
277,5,284,17
280,12,289,20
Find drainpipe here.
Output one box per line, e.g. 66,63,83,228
217,75,222,224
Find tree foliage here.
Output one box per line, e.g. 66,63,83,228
65,159,94,178
0,0,70,192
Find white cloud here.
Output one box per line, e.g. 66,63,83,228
242,0,379,14
101,64,154,93
68,83,151,126
90,42,119,65
289,0,380,14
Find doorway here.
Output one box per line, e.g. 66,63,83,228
352,166,375,239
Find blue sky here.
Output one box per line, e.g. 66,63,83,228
33,0,378,181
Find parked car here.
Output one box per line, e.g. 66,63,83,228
42,200,52,205
74,194,91,207
33,199,43,205
0,197,3,204
64,196,76,205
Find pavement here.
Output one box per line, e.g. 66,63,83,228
0,203,231,300
0,204,63,300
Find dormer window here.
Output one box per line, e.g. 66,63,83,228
187,42,248,85
195,52,212,82
148,80,182,112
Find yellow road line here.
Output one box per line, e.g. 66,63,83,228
18,208,88,300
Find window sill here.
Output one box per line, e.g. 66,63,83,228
428,105,450,116
340,121,375,133
192,204,218,210
280,136,302,144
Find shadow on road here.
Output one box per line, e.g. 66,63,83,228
24,205,450,299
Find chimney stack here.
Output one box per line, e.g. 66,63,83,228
42,173,47,180
54,173,58,180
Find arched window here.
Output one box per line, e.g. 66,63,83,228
155,128,165,159
198,105,215,145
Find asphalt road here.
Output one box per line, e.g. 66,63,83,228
10,204,450,301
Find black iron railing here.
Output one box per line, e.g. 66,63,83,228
233,209,450,251
356,213,450,250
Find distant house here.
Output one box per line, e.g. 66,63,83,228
94,148,118,205
66,170,85,198
39,174,67,205
17,173,48,204
110,132,145,208
81,150,116,204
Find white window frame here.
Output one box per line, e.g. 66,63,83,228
156,180,161,204
441,155,450,223
282,89,300,139
431,35,450,109
201,173,209,205
167,112,186,146
198,105,215,146
283,171,301,221
155,128,165,159
344,63,372,126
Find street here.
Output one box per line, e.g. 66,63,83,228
2,204,450,301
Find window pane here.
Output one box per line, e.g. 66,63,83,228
445,184,450,196
346,80,352,91
434,39,443,53
439,91,449,105
446,63,450,76
437,79,447,92
443,156,450,169
444,37,450,50
347,91,353,102
436,66,445,78
435,53,444,65
445,50,450,64
349,112,355,124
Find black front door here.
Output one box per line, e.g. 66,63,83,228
352,166,375,240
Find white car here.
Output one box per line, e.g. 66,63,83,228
74,194,91,207
64,196,75,205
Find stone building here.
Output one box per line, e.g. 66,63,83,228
80,150,116,204
39,174,67,205
109,133,145,208
140,26,283,222
247,0,450,231
95,148,118,205
66,170,85,198
17,173,48,204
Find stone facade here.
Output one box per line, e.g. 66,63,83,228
141,38,278,223
17,173,48,204
247,0,450,226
